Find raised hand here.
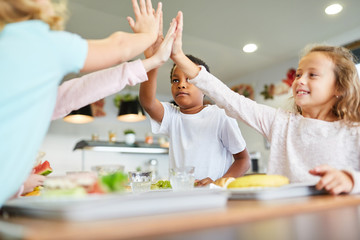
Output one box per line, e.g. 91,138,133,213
151,18,177,65
171,11,184,59
144,11,164,58
309,164,354,195
127,0,162,42
141,18,177,72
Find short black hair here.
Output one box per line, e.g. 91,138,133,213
170,54,210,81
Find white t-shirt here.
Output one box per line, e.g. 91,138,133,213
150,102,246,180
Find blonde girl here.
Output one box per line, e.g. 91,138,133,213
0,0,174,205
170,14,360,195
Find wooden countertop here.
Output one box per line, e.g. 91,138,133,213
2,194,360,240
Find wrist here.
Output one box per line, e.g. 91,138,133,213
171,51,185,62
142,56,163,72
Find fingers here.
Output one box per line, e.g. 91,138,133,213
309,164,333,176
131,0,140,17
132,0,154,18
315,170,354,195
316,173,336,191
164,19,177,40
195,177,214,186
127,17,135,30
155,2,162,19
146,0,153,15
176,11,183,29
159,10,163,36
139,0,146,14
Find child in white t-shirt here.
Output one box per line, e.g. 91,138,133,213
139,12,250,186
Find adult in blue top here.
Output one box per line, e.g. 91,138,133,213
0,0,164,206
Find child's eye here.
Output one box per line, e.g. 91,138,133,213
295,73,301,78
171,79,179,83
310,73,318,77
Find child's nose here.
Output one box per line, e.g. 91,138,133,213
177,81,186,89
296,76,306,85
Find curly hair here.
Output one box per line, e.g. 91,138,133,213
170,54,210,81
295,44,360,125
0,0,67,31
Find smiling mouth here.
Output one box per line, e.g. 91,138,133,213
296,90,310,95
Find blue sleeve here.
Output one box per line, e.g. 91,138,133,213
51,31,88,74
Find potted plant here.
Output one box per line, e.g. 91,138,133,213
124,129,136,145
114,94,146,122
113,94,138,108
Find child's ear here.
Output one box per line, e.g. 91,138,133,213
334,89,342,99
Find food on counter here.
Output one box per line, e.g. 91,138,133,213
23,186,42,196
227,174,289,188
42,176,87,198
100,172,128,192
33,160,53,176
214,177,235,188
91,164,125,177
43,187,87,198
151,180,172,190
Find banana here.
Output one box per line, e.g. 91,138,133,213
227,174,289,188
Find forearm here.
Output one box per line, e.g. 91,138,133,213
52,60,147,120
171,52,201,79
82,32,156,72
222,154,250,178
139,68,164,122
141,55,166,72
139,69,158,109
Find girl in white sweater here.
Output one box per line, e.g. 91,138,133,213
170,13,360,195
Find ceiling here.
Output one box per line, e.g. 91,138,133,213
65,0,360,95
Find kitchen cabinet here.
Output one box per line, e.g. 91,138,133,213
73,140,169,170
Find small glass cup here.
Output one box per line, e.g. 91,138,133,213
128,171,152,193
169,166,195,191
108,131,116,143
91,165,125,177
91,133,99,141
145,132,153,144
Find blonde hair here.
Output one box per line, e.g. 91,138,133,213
0,0,67,31
295,44,360,125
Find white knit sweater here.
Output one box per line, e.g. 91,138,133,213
190,67,360,193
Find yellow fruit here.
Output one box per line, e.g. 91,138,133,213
227,174,289,188
23,186,43,197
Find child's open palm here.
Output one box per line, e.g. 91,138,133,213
127,0,162,41
144,11,164,58
309,164,354,195
141,18,177,72
152,18,177,64
171,11,184,59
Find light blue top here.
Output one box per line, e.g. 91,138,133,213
0,20,87,206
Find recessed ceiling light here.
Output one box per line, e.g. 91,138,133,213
325,3,343,15
243,43,258,53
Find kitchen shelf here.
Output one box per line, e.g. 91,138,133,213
74,140,169,171
74,140,169,154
